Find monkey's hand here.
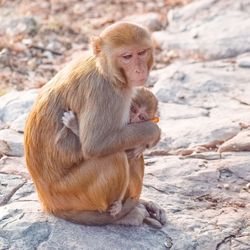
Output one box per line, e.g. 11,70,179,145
109,200,122,217
62,111,79,136
126,146,145,159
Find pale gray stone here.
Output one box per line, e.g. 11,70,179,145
154,1,250,60
0,156,29,179
143,153,250,250
0,89,38,125
0,201,169,250
237,53,250,68
238,58,250,68
10,114,29,133
0,173,25,206
152,60,250,150
218,128,250,153
2,16,38,37
159,102,209,120
3,152,249,250
123,12,163,31
0,129,24,156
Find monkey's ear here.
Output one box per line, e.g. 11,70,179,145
91,36,102,56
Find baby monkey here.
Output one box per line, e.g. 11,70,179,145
62,87,159,216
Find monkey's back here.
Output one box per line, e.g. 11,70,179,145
24,55,136,212
24,57,95,184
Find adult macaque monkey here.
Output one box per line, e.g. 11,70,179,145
62,87,161,217
24,22,166,228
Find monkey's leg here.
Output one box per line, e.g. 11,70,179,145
108,154,134,217
55,198,163,228
125,156,144,201
55,198,137,225
124,157,166,228
108,155,146,217
51,152,130,212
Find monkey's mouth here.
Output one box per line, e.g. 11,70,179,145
139,76,148,83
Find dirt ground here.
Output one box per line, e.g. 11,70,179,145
0,0,191,95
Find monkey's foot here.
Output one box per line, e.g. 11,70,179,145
115,203,149,226
141,200,167,226
109,200,122,217
144,217,163,229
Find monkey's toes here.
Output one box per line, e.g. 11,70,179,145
158,209,167,225
145,201,166,225
109,201,122,217
144,217,163,229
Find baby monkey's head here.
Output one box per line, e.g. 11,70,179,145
130,87,158,123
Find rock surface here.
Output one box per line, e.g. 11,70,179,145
123,12,164,31
1,0,250,249
154,0,250,60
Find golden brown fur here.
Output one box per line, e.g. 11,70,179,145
24,22,165,227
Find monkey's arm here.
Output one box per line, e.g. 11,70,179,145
79,117,161,159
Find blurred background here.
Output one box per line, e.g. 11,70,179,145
0,0,190,95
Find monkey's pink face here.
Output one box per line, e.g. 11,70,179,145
116,46,151,87
129,104,148,123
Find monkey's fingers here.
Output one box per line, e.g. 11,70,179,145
62,117,71,127
62,113,70,122
63,110,75,120
62,111,76,128
62,116,67,125
144,201,166,226
126,150,137,159
134,147,144,158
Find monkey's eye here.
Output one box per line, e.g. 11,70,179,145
122,54,133,60
138,49,147,56
139,114,146,121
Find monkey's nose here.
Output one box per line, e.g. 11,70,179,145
135,69,145,75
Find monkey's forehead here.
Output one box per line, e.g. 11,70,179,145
100,22,149,37
99,22,152,47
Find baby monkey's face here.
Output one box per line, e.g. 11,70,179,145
129,103,151,123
